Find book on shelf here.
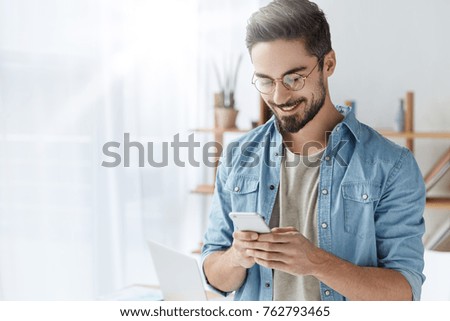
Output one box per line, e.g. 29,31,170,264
424,147,450,192
433,229,450,252
426,220,450,252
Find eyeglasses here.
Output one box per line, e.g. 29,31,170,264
251,57,323,95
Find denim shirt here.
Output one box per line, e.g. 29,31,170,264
202,105,426,301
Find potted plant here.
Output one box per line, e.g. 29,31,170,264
213,54,242,129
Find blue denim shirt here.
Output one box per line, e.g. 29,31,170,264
202,105,426,301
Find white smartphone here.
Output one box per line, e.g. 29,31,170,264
229,212,271,233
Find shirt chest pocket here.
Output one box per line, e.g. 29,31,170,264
342,182,381,238
225,175,259,212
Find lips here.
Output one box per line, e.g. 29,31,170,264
279,103,299,112
276,99,305,113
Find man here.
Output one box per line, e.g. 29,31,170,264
202,0,425,301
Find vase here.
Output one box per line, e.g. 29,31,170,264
215,108,239,129
394,99,405,132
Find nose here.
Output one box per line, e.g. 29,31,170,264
271,81,292,105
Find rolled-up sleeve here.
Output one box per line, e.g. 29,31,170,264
201,155,235,296
201,156,234,260
374,147,426,300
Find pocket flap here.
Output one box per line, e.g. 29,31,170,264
342,182,381,203
225,175,259,194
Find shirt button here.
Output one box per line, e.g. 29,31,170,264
265,282,271,288
321,189,328,195
325,156,331,161
321,222,328,229
274,152,279,156
269,185,275,190
324,290,331,296
234,186,240,192
362,194,368,200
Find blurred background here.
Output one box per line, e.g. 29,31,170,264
0,0,449,300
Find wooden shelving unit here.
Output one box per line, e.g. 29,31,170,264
379,130,450,209
191,97,272,196
425,197,450,209
191,127,249,195
191,184,214,195
377,91,450,210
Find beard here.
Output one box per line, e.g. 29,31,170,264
269,76,326,134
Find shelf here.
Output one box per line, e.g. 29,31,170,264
426,197,450,209
377,130,450,139
191,184,214,194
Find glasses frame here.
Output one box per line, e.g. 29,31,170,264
251,56,324,95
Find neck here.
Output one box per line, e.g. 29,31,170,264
282,98,343,155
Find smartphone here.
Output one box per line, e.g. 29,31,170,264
229,212,271,233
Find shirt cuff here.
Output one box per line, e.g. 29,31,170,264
201,251,233,297
396,268,425,301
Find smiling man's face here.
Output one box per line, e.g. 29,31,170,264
251,39,327,134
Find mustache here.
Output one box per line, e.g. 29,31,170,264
269,97,305,109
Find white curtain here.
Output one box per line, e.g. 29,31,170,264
0,0,261,300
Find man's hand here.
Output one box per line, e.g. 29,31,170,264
229,230,260,268
243,226,413,300
203,230,262,292
244,227,322,276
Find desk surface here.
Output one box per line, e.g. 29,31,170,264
100,284,230,301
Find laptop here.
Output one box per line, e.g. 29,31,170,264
147,240,208,301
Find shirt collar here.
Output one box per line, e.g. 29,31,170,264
335,105,361,142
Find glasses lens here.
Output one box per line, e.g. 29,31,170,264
283,74,304,91
254,78,274,94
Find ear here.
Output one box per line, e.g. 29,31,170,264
323,50,336,76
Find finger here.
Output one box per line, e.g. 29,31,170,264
230,244,255,269
257,231,300,243
246,249,286,262
253,257,289,272
244,241,284,252
233,230,258,241
271,226,298,233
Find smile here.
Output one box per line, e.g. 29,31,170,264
278,102,301,112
